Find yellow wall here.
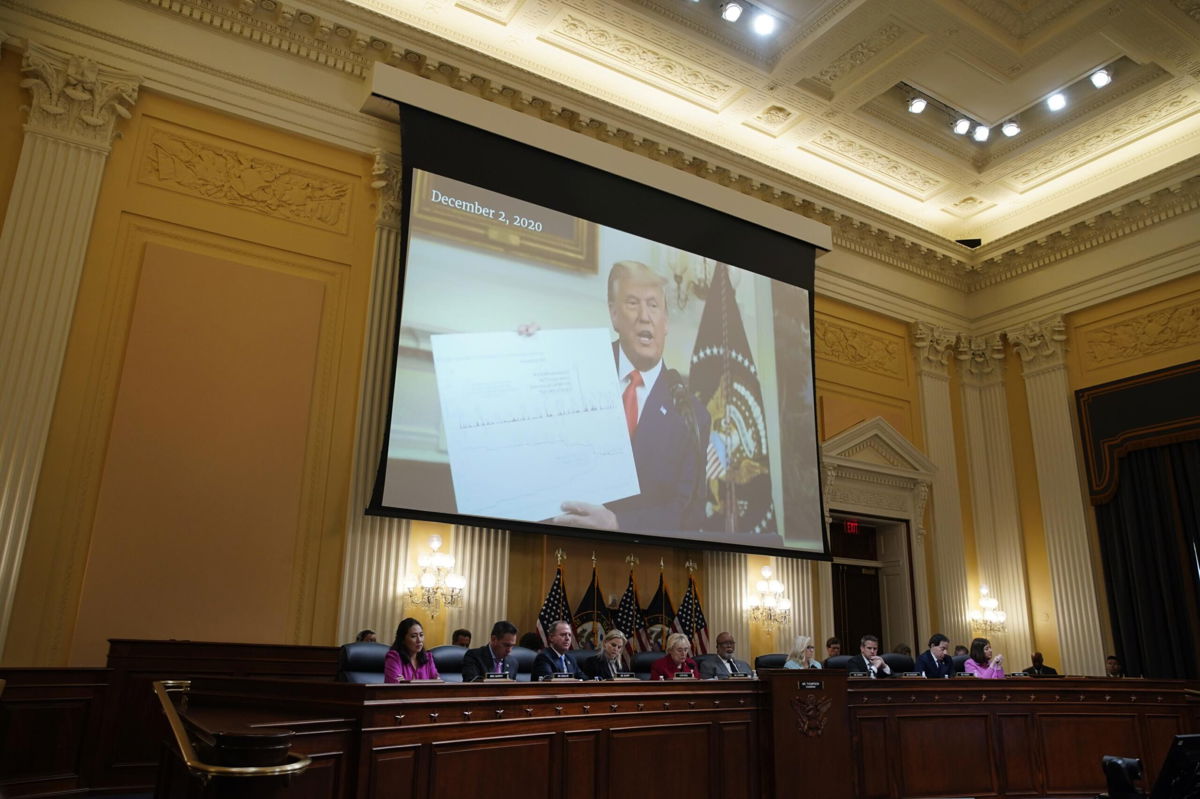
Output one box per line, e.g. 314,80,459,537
0,48,25,227
4,91,377,666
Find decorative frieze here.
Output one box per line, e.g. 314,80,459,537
1080,298,1200,369
812,23,903,87
813,318,904,377
814,131,941,195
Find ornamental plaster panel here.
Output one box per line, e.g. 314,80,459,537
138,125,353,231
956,0,1084,39
812,130,942,196
810,22,903,88
743,104,796,137
826,484,909,513
456,0,522,25
1173,0,1200,25
943,195,996,220
1078,297,1200,369
813,317,905,377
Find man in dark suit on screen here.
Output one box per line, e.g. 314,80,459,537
546,260,710,534
461,620,519,681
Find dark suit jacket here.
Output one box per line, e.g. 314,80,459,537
698,655,751,679
581,653,626,680
915,650,958,678
531,648,582,679
848,653,891,678
460,644,518,682
606,347,711,534
1023,664,1059,676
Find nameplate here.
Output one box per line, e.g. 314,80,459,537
848,671,870,678
900,672,924,678
727,673,752,679
410,678,443,683
673,672,696,679
799,680,822,690
1007,672,1030,678
549,672,576,680
955,673,976,678
484,672,510,680
612,672,637,681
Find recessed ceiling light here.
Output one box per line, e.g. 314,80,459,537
908,97,927,114
953,118,972,135
1001,120,1020,137
720,2,743,22
1090,69,1111,88
751,12,777,35
973,125,990,142
1047,92,1067,111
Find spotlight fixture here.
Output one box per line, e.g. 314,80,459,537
1001,120,1020,137
1090,68,1112,88
1047,92,1067,111
751,12,776,35
720,2,743,22
907,96,927,114
953,118,972,135
972,125,990,142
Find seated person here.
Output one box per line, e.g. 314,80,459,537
849,634,891,678
892,643,912,657
650,633,700,680
354,629,377,643
532,620,582,679
451,628,472,648
824,636,841,665
582,629,629,679
914,633,956,678
461,620,519,681
1105,654,1125,678
384,618,439,682
699,632,751,678
1023,651,1058,676
963,637,1005,678
784,635,822,669
518,631,543,651
953,644,969,656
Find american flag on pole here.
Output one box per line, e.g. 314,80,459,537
672,573,711,654
614,571,652,654
536,565,572,648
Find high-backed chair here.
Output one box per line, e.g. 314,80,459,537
336,642,390,682
882,653,915,674
631,650,660,680
754,653,787,671
824,654,856,670
952,653,970,671
511,646,537,681
430,645,467,682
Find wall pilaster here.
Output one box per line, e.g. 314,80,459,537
957,334,1035,663
912,322,970,644
0,42,139,658
1007,316,1105,675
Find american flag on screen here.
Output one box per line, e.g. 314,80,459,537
536,566,572,648
572,567,610,650
614,571,651,654
642,571,675,652
672,574,710,654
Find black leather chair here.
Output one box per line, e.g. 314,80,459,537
336,641,390,682
754,653,787,670
824,654,856,670
631,650,661,680
430,644,467,682
693,653,718,676
882,653,915,674
511,646,537,681
952,653,970,671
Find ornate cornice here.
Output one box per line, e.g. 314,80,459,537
19,41,140,149
1007,315,1068,371
912,321,959,378
371,148,403,229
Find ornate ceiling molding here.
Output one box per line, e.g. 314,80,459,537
813,130,942,196
810,22,903,88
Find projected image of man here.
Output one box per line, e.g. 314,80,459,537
551,261,710,534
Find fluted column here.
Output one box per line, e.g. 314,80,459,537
957,334,1034,662
912,322,971,644
0,43,139,657
335,151,414,640
703,550,749,655
1007,316,1104,675
445,525,510,638
771,555,815,651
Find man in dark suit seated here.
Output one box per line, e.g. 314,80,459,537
914,633,957,678
532,620,583,679
699,631,751,678
461,620,519,681
849,634,891,678
1023,651,1058,676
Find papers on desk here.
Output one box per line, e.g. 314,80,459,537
430,328,640,521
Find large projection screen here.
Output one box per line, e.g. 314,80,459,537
366,73,828,556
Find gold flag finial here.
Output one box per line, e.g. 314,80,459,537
659,557,665,570
555,548,566,565
685,559,698,574
625,553,639,569
591,551,597,568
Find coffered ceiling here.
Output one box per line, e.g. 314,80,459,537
345,0,1200,246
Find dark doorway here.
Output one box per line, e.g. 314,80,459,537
832,563,883,651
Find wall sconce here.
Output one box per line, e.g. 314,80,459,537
403,534,466,618
666,253,715,310
748,565,791,629
968,584,1007,633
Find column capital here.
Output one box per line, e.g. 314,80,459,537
912,321,960,378
956,332,1006,386
20,42,140,150
1007,315,1068,372
371,149,403,229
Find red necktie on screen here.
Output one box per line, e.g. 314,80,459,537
623,370,643,439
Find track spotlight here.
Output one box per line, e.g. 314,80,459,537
973,125,990,142
908,96,927,114
720,2,743,22
953,118,971,135
751,12,777,35
1047,92,1067,111
1001,120,1020,137
1090,69,1111,88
